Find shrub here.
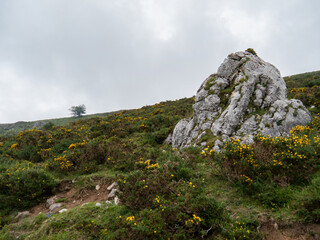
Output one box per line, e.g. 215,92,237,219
288,86,320,110
215,138,257,183
210,122,320,208
0,161,57,213
231,217,261,240
42,122,55,131
117,156,229,239
16,145,43,162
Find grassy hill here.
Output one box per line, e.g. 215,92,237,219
0,71,319,239
0,111,119,137
285,70,320,113
1,70,319,138
0,70,319,138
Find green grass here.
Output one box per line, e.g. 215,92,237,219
284,70,320,89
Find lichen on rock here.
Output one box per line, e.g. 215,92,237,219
172,49,311,148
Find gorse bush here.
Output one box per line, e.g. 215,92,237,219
117,153,229,239
216,124,320,184
289,86,320,109
0,159,56,214
201,115,320,209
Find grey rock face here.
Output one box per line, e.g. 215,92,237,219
172,50,311,148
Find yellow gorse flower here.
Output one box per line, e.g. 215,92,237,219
11,143,18,149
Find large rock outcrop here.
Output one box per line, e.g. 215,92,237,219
172,50,311,148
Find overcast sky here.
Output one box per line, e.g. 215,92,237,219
0,0,319,123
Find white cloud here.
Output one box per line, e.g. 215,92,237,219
218,8,272,45
0,0,319,123
139,0,179,41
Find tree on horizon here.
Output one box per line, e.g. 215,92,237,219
69,104,86,117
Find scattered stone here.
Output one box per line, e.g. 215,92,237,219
95,202,102,207
273,222,279,230
172,50,311,148
108,188,118,199
46,196,57,207
49,203,62,211
107,182,118,191
105,200,112,205
59,209,68,214
213,139,223,152
15,211,30,220
95,185,101,191
81,203,89,207
114,196,120,205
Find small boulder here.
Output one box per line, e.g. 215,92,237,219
107,182,118,191
273,222,279,230
95,202,102,207
59,209,68,214
49,203,62,212
46,196,57,207
114,196,120,205
108,188,118,199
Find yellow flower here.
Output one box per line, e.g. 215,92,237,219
11,143,18,149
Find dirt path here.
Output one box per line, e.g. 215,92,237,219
260,222,320,240
29,178,112,217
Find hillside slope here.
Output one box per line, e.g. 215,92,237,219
0,71,319,239
0,111,119,137
1,70,319,138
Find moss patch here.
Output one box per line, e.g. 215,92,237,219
200,129,221,146
204,75,217,91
